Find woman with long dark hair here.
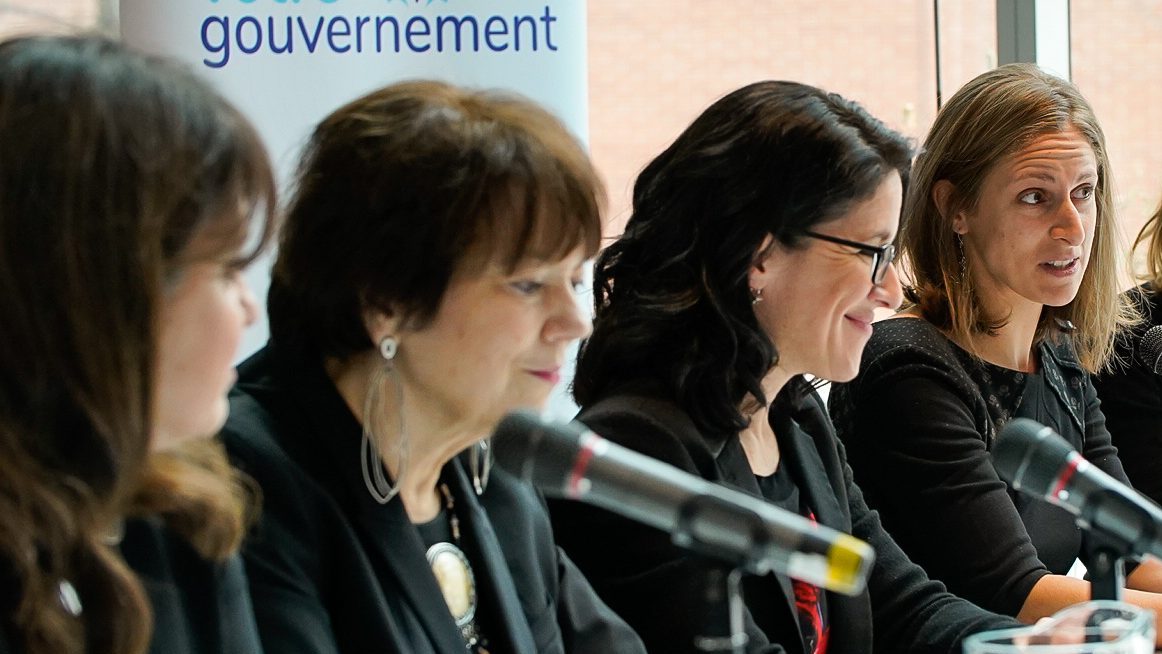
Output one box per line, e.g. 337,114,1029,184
0,34,276,654
548,80,1017,653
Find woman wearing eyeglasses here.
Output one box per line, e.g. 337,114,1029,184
828,64,1162,635
547,80,1018,654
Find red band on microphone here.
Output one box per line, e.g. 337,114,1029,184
568,432,601,498
1050,452,1084,499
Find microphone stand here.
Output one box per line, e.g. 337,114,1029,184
674,495,753,653
692,564,748,654
1083,531,1129,602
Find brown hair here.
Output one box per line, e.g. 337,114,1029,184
268,79,604,359
902,63,1135,372
0,34,274,654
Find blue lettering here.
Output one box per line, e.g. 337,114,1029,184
201,16,230,68
327,16,351,52
513,15,536,51
435,15,478,52
297,15,326,52
199,5,564,62
268,16,293,54
484,16,508,51
405,16,431,52
235,16,262,54
376,16,401,53
540,6,558,51
355,15,371,52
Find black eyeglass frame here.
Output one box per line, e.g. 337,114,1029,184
801,230,896,285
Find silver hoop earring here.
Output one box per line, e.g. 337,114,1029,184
362,336,408,504
470,439,492,495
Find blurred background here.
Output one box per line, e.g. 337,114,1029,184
2,0,1156,254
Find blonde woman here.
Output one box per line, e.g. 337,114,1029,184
829,63,1162,635
1092,198,1162,505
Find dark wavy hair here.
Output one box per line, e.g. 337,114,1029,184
0,35,275,654
269,80,604,359
574,80,912,437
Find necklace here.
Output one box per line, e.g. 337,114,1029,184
426,483,489,652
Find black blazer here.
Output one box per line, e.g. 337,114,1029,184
120,518,264,654
0,519,262,654
221,344,645,654
548,378,1017,654
1093,283,1162,506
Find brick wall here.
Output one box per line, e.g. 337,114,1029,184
2,1,1158,268
1072,0,1162,251
0,0,106,37
587,0,995,234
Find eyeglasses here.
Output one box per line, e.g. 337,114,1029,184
802,231,897,285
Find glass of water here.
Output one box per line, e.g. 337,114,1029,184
963,601,1154,654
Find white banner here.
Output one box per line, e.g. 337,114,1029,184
120,0,588,179
120,0,590,418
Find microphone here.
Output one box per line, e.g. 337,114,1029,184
492,411,875,596
992,418,1162,561
1137,324,1162,373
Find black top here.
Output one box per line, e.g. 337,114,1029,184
120,517,264,654
1092,283,1162,506
548,376,1018,654
0,519,262,654
828,317,1131,616
221,344,646,654
757,466,829,653
0,563,15,654
0,604,12,654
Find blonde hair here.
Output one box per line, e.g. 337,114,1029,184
902,63,1137,372
1134,197,1162,287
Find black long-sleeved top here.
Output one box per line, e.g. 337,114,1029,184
829,317,1132,617
549,376,1017,654
221,343,646,654
0,518,262,654
1092,283,1162,506
120,518,265,654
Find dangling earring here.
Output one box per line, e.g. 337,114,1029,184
361,335,408,504
955,233,967,283
750,287,764,306
470,439,493,495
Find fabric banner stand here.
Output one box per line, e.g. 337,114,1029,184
120,0,589,419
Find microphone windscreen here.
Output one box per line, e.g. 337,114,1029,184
1138,324,1162,374
993,418,1073,494
492,410,586,489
